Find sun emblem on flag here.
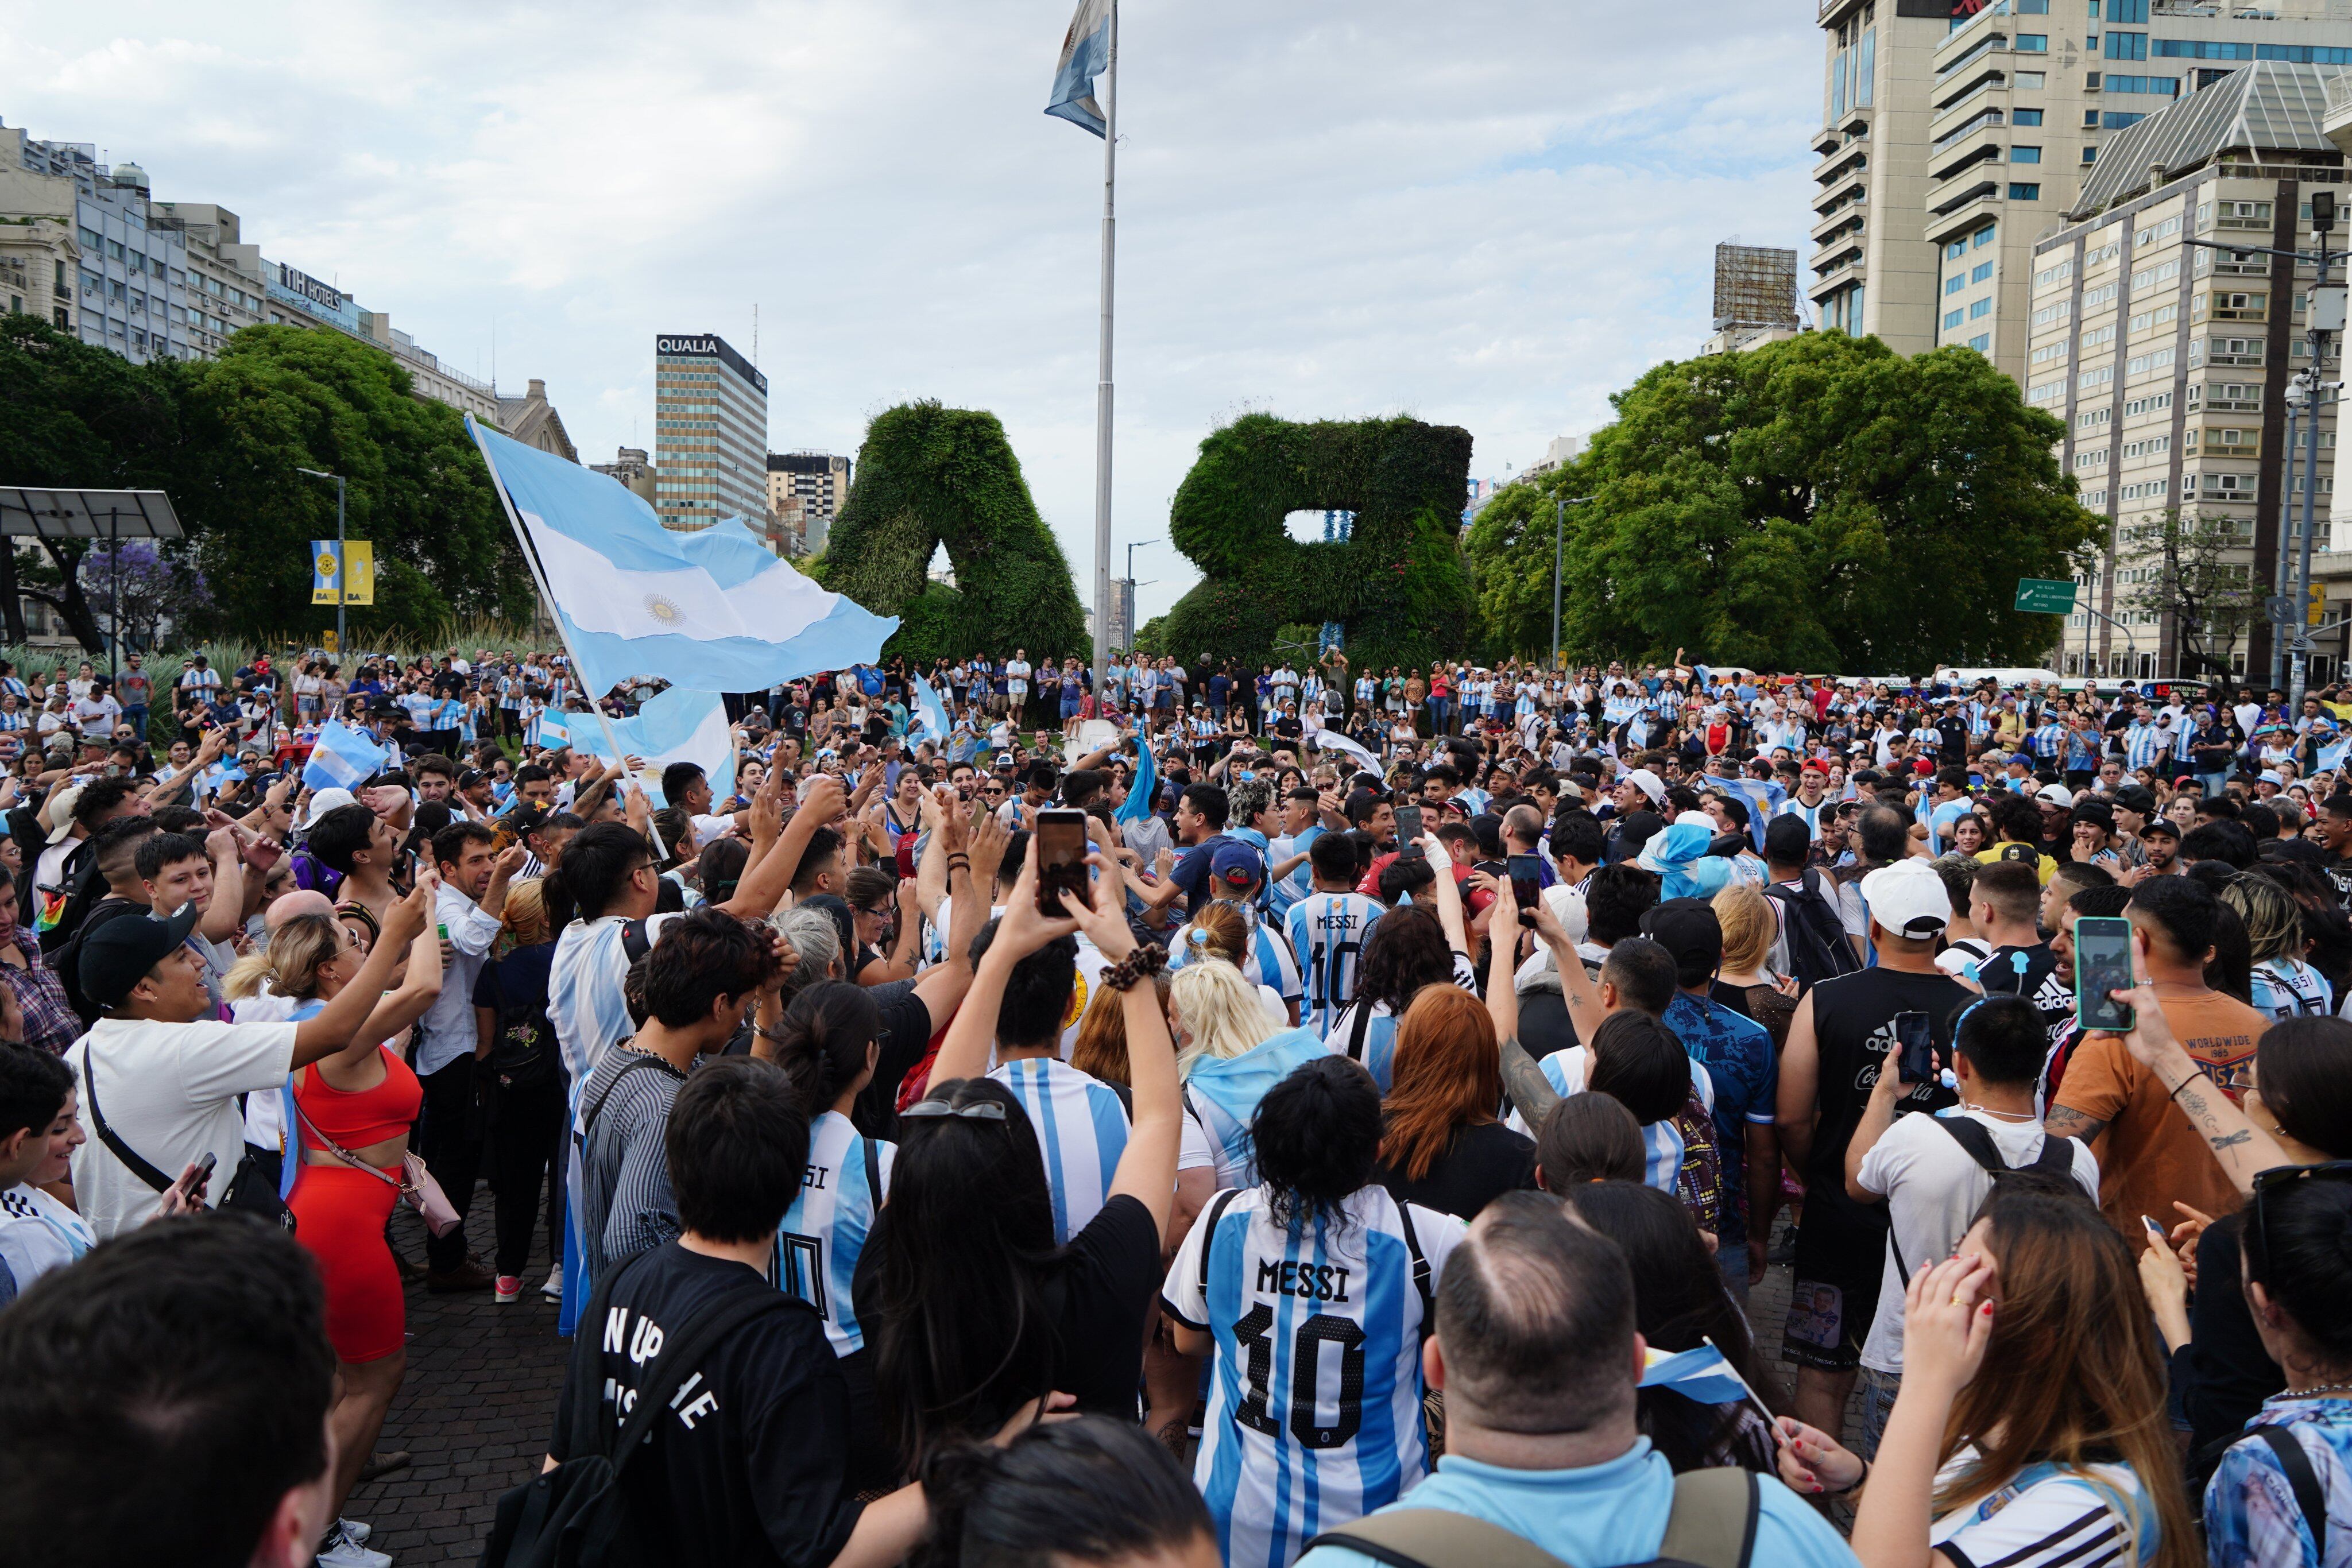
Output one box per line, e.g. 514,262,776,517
643,594,686,627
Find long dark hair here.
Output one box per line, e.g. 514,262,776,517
1560,1181,1778,1476
1352,905,1455,1015
1253,1056,1382,1233
771,981,879,1113
868,1077,1061,1463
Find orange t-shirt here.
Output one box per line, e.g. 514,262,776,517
2053,986,2264,1244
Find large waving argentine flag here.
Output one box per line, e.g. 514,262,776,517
469,419,896,699
1045,0,1112,135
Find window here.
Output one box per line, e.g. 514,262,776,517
2082,324,2117,348
2032,300,2073,327
2104,75,2180,93
1946,308,1967,329
2014,107,2044,125
2256,44,2352,64
2011,183,2043,199
1858,29,1877,106
2017,70,2046,86
1975,225,1997,249
1947,273,1967,295
1969,333,1993,350
2032,339,2071,364
2085,107,2103,126
1972,261,1995,282
2102,111,2145,129
2109,0,2146,18
1971,297,1994,319
2016,33,2049,51
2019,0,2049,10
2013,146,2042,162
2083,145,2099,162
1946,238,1968,260
2154,38,2252,59
2105,30,2147,59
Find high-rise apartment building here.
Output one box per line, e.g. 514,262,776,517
591,446,659,507
2025,63,2347,683
765,452,851,554
654,334,769,532
1812,0,2352,388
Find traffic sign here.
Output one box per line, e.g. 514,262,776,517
2014,578,2077,615
2267,595,2297,625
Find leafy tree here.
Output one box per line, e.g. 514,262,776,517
819,401,1088,664
160,325,534,637
0,313,181,647
76,540,213,651
2118,509,2258,684
1468,334,2103,671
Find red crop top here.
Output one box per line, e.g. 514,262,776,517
295,1047,422,1152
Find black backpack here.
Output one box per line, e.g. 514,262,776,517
1762,869,1860,990
479,1252,806,1568
1889,1117,2076,1287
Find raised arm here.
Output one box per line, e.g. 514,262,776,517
290,878,435,1068
721,773,841,921
2095,961,2287,1194
1419,833,1469,955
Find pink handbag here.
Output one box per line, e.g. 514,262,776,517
292,1102,463,1237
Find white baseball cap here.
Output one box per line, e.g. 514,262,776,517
301,785,358,829
1860,859,1951,940
2035,783,2076,809
1624,768,1666,806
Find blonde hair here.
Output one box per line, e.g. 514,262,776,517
1712,883,1774,975
1179,901,1251,966
1170,958,1277,1078
223,912,346,1002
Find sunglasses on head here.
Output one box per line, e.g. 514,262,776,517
2246,1160,2352,1280
902,1098,1007,1123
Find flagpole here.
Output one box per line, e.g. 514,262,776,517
466,415,667,858
1089,0,1117,696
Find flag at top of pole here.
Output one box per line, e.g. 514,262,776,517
1046,0,1114,135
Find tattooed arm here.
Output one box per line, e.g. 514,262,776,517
1498,1032,1560,1130
2042,1104,2110,1147
2082,970,2288,1197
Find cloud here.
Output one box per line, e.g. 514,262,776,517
2,0,1819,623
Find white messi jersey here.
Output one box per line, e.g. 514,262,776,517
1324,951,1479,1092
1512,1046,1715,1195
775,1110,894,1356
1163,1183,1464,1568
926,896,1108,1055
991,1056,1129,1245
1285,892,1383,1038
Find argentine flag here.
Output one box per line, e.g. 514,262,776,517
1639,1343,1755,1408
1045,0,1112,135
908,670,949,744
303,719,394,793
469,419,896,700
1115,726,1158,826
538,687,734,808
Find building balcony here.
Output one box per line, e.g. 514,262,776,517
1812,205,1867,246
1815,136,1870,186
1812,245,1867,285
1928,183,2006,242
1931,131,2008,188
2326,72,2352,163
1814,171,1869,222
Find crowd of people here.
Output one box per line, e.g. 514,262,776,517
1,643,2350,1568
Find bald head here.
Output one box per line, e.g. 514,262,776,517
265,889,336,931
1433,1191,1637,1435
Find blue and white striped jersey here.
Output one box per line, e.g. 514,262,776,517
776,1109,895,1356
1284,891,1384,1039
549,913,682,1082
1185,1028,1332,1190
1170,915,1305,1019
2251,957,2334,1021
1515,1047,1716,1194
1163,1183,1465,1568
991,1056,1130,1244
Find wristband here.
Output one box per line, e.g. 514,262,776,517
2168,1068,2211,1101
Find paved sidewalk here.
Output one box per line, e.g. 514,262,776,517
357,1206,1859,1560
352,1202,570,1562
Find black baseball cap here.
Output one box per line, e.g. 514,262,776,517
77,903,200,1010
2113,784,2158,817
2140,816,2181,839
1640,897,1724,975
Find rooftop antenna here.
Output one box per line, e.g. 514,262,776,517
753,303,760,366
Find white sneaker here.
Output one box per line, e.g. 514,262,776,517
341,1519,373,1544
316,1520,392,1568
541,1267,563,1301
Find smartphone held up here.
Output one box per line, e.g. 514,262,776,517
1034,809,1090,917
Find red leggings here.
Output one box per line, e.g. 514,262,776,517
291,1164,404,1363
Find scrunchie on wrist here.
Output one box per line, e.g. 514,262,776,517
1101,943,1167,993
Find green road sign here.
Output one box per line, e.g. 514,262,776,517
2014,578,2077,615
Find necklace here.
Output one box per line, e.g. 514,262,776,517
1963,1100,2040,1123
2287,1381,2352,1398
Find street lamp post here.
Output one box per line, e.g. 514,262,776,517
296,468,346,651
1120,537,1159,655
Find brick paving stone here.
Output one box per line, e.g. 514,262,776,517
349,1185,569,1562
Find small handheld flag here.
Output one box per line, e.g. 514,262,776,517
302,719,394,793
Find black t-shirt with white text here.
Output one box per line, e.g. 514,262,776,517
549,1242,861,1568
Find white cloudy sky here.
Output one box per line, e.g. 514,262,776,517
2,1,1819,622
